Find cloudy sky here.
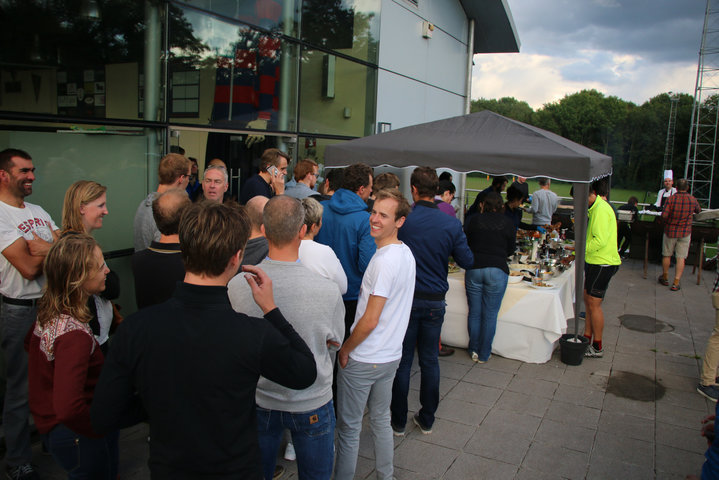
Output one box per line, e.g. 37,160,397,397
471,0,707,109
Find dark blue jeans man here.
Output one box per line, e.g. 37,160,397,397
256,400,335,479
390,299,445,431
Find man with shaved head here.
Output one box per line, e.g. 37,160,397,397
228,196,344,480
132,188,191,309
241,195,270,266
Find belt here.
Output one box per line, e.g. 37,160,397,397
413,291,445,301
1,295,38,307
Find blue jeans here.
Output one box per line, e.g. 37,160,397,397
256,400,335,480
465,267,508,361
0,302,35,466
390,300,445,430
46,424,118,480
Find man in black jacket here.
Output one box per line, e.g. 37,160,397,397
91,202,317,480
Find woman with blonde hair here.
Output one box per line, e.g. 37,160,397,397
61,180,118,353
27,233,118,479
62,180,108,234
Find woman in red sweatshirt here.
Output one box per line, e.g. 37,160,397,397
27,233,117,479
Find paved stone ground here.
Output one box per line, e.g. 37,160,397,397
21,258,718,479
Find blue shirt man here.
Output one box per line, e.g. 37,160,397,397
315,163,375,338
390,167,474,435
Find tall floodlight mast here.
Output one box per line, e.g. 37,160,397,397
663,94,679,174
685,0,719,208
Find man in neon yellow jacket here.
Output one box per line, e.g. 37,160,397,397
583,179,621,358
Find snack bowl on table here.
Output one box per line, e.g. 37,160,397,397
508,271,524,284
508,263,525,273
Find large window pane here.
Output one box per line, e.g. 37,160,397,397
169,7,299,132
177,0,299,37
301,0,380,64
0,124,166,314
299,49,376,137
0,0,164,121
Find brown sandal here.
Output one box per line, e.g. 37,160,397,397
658,276,669,286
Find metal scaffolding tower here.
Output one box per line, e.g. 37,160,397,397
685,0,719,208
663,94,679,174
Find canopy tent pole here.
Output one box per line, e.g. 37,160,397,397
572,182,589,339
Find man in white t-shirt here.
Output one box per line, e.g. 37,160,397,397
334,189,416,480
0,148,60,479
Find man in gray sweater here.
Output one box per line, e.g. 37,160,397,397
228,195,345,480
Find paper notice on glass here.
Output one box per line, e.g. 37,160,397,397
57,95,76,107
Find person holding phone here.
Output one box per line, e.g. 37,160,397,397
240,148,289,204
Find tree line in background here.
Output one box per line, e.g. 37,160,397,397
470,90,697,192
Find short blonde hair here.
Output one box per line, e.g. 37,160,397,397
62,180,107,233
301,197,323,230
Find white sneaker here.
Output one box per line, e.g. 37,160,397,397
585,345,604,358
284,442,296,461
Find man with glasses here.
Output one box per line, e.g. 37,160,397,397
285,159,319,200
0,148,60,479
133,153,191,251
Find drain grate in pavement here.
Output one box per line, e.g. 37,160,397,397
606,371,665,401
619,314,674,333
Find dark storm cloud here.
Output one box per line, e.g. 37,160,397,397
511,0,705,64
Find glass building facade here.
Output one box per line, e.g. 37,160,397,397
0,0,381,312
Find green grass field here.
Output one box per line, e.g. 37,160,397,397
465,175,653,208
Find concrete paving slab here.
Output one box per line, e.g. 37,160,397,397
592,431,654,468
506,375,559,399
656,401,709,429
437,360,473,381
495,390,552,418
544,400,601,427
602,392,656,419
516,362,565,382
655,444,706,478
515,466,568,480
392,438,458,478
658,386,713,412
443,452,518,480
434,397,489,426
481,355,522,374
656,420,709,452
597,410,655,443
586,454,656,480
407,417,475,451
534,418,597,453
462,365,514,389
480,409,542,440
444,379,503,407
522,441,590,478
464,429,531,466
553,383,605,409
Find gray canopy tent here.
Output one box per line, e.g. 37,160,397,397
324,110,614,340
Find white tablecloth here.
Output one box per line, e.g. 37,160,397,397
442,264,576,363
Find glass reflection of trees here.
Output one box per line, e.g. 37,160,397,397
0,0,205,68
